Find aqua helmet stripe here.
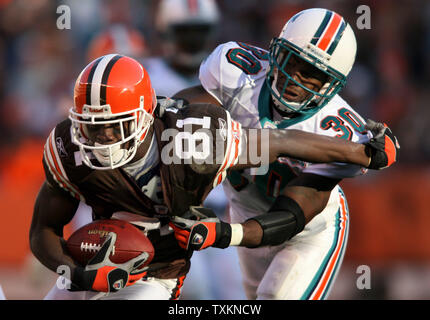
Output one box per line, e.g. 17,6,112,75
310,10,333,45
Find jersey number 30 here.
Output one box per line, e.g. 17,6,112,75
320,107,366,140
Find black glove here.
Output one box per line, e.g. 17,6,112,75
70,232,149,292
365,119,400,170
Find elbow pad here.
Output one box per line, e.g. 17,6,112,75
247,195,305,247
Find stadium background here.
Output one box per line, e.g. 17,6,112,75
0,0,429,299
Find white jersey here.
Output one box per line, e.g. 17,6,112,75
200,41,371,220
141,57,200,97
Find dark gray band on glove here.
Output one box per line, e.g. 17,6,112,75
69,266,94,291
213,221,232,249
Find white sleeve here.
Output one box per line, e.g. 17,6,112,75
304,128,370,179
199,41,254,110
302,162,368,179
298,100,372,179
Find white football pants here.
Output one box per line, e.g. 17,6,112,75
230,186,350,300
43,276,184,300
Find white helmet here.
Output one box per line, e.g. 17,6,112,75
266,8,357,116
156,0,220,70
156,0,219,32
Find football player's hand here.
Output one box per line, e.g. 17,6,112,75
70,232,149,292
169,216,233,251
364,119,400,170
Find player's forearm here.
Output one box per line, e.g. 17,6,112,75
30,181,81,276
30,226,78,276
239,220,263,247
269,129,370,167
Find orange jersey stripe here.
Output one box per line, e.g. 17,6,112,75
231,121,241,167
44,147,67,191
44,133,68,190
214,119,238,186
45,145,81,200
216,120,242,186
48,132,65,180
318,13,342,51
44,130,83,200
216,173,223,186
219,120,235,172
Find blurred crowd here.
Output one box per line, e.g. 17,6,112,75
0,0,429,300
1,0,429,159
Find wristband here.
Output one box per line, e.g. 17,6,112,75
229,224,244,246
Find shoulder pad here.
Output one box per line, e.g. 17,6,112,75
199,41,268,105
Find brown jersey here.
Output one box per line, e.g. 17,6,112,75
42,98,242,278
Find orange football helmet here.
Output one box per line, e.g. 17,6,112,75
69,54,156,170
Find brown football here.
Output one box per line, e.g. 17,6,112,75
66,219,154,268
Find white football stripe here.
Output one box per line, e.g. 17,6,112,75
91,54,117,106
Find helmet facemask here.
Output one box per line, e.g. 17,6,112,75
69,96,154,170
266,37,346,117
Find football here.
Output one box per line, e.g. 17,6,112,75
66,219,154,268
